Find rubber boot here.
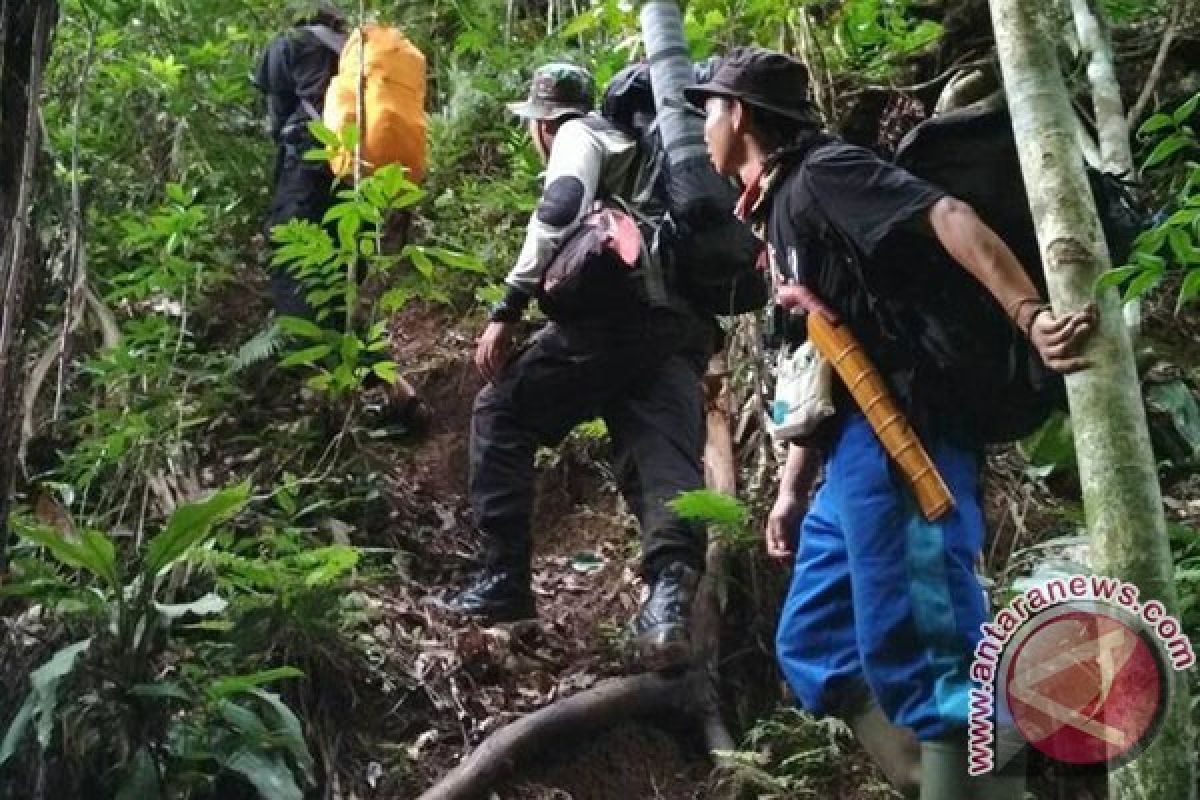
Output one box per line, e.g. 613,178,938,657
846,699,920,798
920,736,1027,800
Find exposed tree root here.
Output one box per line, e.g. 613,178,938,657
419,354,753,799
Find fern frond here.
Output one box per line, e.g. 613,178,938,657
232,322,287,373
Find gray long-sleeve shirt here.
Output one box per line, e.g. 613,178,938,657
505,115,640,295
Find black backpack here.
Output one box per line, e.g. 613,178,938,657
601,63,767,316
799,102,1143,444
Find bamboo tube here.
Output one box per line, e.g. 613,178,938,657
807,313,955,521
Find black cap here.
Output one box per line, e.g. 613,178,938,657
684,47,810,121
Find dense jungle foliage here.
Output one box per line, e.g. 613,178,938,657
1,0,1198,798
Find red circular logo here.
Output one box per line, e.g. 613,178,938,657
1004,608,1166,766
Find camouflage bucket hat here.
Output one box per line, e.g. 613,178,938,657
507,63,595,121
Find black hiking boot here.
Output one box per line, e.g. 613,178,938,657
635,562,699,671
440,569,536,624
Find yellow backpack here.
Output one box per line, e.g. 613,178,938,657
322,25,427,183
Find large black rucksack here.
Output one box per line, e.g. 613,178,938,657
601,63,767,316
801,102,1143,444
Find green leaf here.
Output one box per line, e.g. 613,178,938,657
1094,265,1142,293
1138,113,1175,137
11,520,119,588
31,639,93,749
222,749,303,800
278,344,334,368
307,120,340,148
145,484,250,576
0,695,36,766
1172,92,1200,126
426,246,487,274
1177,268,1200,312
276,316,328,341
218,699,269,737
1168,228,1200,264
1123,267,1164,302
116,748,161,800
411,250,434,278
209,667,304,700
668,489,748,530
155,592,228,620
250,690,315,785
1144,134,1193,169
371,360,398,385
129,682,191,703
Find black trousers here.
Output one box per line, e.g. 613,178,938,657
469,309,712,580
264,142,334,317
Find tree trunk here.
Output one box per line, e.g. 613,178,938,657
1068,0,1142,332
0,0,57,567
989,2,1195,799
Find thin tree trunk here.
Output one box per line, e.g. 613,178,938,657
990,2,1195,799
1068,0,1142,332
0,0,58,568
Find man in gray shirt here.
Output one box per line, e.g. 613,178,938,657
444,63,714,670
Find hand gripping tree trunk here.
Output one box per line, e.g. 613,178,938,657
1,0,58,567
990,2,1195,798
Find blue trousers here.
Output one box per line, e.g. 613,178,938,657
775,413,987,741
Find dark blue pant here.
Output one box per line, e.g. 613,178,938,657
775,413,987,741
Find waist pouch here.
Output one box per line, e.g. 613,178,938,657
539,207,647,321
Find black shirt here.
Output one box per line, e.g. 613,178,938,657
253,27,340,143
762,139,958,436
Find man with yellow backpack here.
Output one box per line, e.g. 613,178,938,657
254,1,430,427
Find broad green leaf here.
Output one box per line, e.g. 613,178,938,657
1123,267,1164,302
1168,228,1200,264
11,520,118,588
250,690,315,785
115,747,161,800
145,484,250,576
209,667,304,700
1094,265,1142,293
222,748,303,800
218,699,269,737
31,639,93,749
1144,134,1193,169
1137,113,1175,137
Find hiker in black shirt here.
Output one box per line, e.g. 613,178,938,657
686,48,1095,799
253,1,346,316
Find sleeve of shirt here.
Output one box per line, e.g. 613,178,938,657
804,144,945,258
504,120,606,295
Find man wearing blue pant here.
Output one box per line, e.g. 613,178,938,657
686,48,1096,798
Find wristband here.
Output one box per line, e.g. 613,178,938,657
1021,303,1053,338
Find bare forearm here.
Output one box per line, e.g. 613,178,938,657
928,196,1043,330
779,443,820,499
